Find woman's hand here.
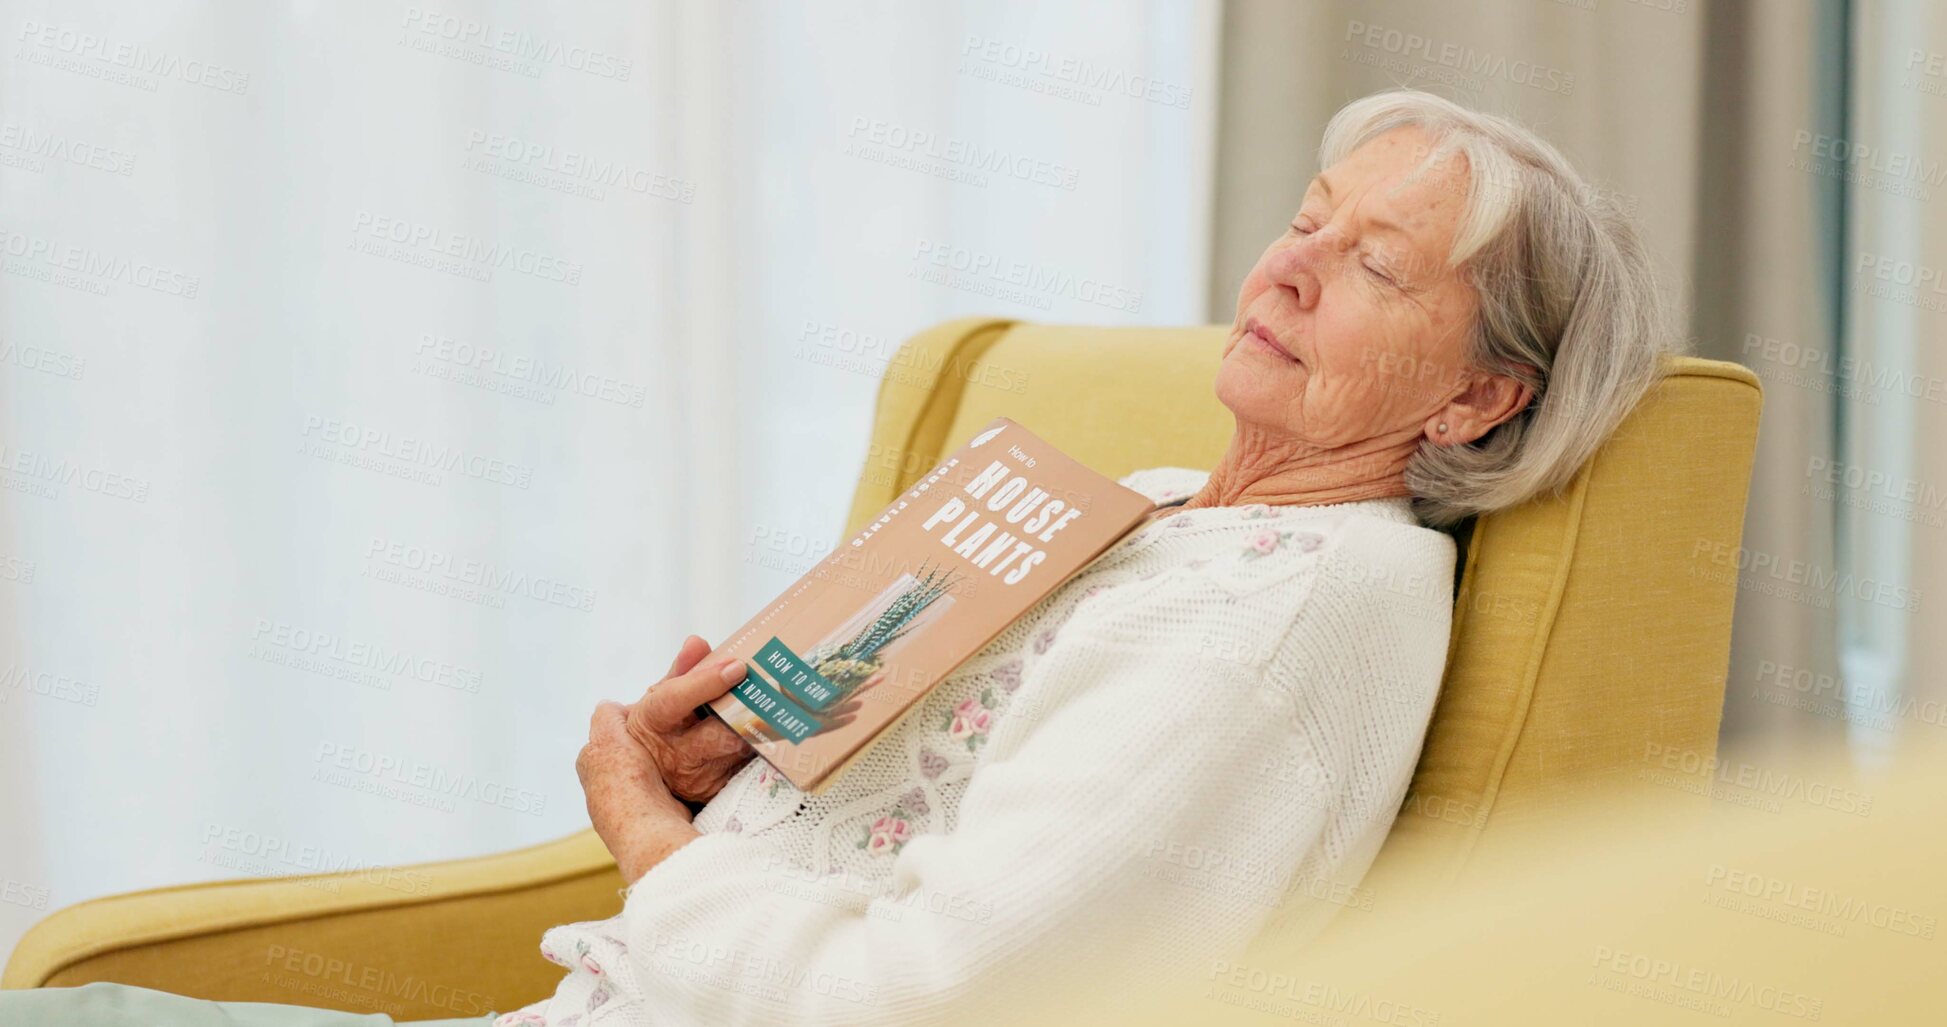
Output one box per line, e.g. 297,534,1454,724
626,634,758,804
578,700,700,885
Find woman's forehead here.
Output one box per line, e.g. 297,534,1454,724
1322,134,1469,207
1312,135,1471,263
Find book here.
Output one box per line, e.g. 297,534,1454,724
704,416,1159,792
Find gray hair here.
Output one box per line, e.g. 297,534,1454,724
1317,88,1682,527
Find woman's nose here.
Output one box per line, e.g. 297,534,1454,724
1273,232,1346,308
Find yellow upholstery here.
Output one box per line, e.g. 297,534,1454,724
3,317,1763,1019
2,832,624,1018
1166,741,1941,1026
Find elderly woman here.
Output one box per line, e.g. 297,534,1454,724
516,88,1673,1027
0,88,1671,1027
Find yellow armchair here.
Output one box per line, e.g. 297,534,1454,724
4,317,1763,1020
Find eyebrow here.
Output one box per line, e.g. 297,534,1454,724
1310,173,1414,242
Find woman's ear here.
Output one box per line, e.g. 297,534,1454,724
1426,371,1534,446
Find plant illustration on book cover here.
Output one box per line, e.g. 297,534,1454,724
800,561,960,704
705,417,1156,792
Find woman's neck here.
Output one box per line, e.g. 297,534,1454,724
1177,424,1416,511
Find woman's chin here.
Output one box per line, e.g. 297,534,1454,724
1212,359,1291,415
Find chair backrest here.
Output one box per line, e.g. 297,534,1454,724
844,317,1764,882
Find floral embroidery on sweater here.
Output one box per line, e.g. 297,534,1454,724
1241,523,1326,560
1242,527,1294,559
574,938,604,977
946,691,995,750
861,787,930,856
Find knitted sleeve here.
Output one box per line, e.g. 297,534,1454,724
1242,521,1456,948
608,570,1348,1026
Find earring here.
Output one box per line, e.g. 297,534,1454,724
1437,422,1448,433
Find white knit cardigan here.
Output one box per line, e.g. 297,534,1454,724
500,467,1457,1027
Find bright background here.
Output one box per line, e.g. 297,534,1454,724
0,0,1220,960
2,0,1941,967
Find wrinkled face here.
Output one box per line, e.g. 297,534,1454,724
1217,125,1480,450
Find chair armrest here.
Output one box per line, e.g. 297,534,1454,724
2,829,621,1022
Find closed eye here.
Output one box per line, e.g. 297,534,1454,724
1290,215,1408,289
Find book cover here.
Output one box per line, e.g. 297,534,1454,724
704,416,1157,792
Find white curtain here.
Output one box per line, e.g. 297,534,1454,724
1841,0,1947,765
0,0,1219,961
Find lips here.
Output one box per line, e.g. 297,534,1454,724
1243,317,1299,363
